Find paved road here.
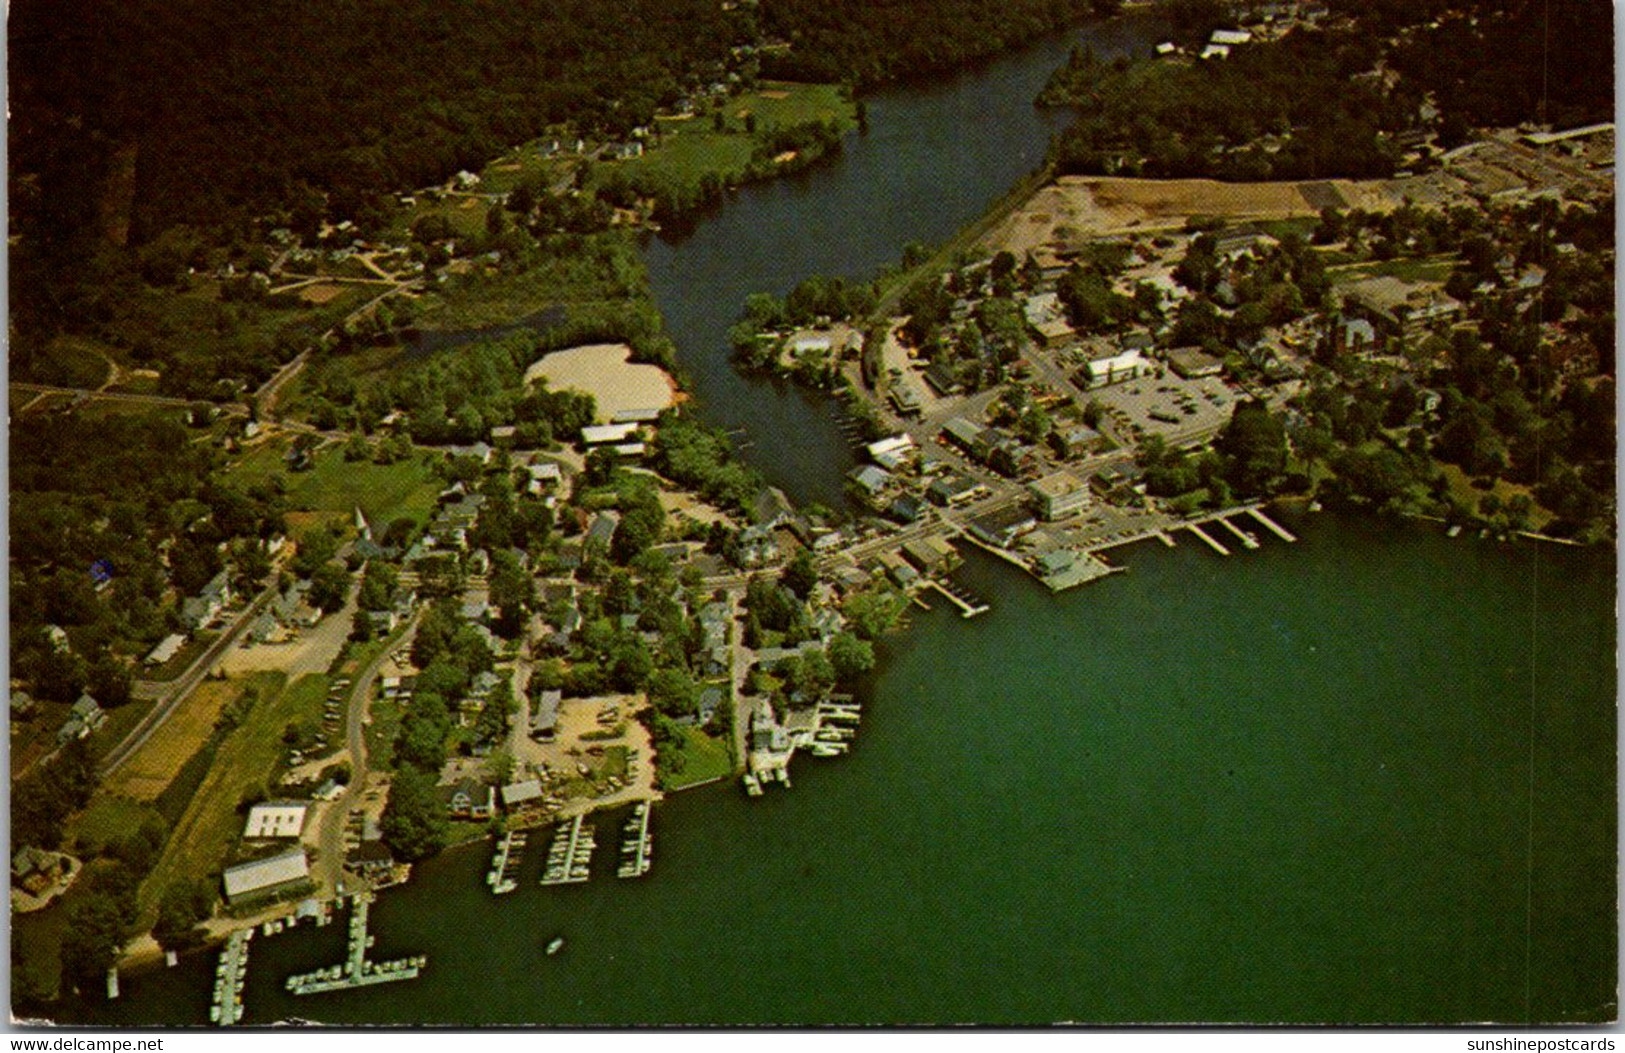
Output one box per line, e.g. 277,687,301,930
313,613,421,894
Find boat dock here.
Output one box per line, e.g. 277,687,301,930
617,802,653,879
927,579,990,618
1185,522,1231,556
1248,507,1298,543
486,830,526,894
286,892,425,996
541,815,595,885
1216,516,1261,550
210,928,252,1025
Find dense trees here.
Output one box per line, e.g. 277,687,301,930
380,767,450,862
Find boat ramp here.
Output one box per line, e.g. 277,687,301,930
486,830,526,894
541,815,596,886
210,928,252,1025
617,802,653,879
285,892,425,996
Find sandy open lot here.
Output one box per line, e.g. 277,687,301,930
984,176,1397,254
523,343,677,423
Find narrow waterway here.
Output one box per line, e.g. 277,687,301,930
60,11,1616,1027
643,15,1156,506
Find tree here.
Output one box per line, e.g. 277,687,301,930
60,892,130,991
154,880,215,953
308,562,351,613
647,666,699,719
781,547,818,599
828,631,875,682
380,767,450,861
1214,400,1287,495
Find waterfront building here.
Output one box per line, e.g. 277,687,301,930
222,848,312,907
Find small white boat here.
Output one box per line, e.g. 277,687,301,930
546,936,565,956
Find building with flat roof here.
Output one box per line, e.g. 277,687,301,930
223,848,311,906
1083,349,1145,388
243,801,309,839
1029,471,1092,521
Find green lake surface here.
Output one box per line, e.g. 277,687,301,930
74,511,1616,1025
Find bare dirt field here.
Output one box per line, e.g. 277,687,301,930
523,343,678,422
983,176,1396,254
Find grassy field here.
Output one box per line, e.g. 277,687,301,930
136,671,334,918
1435,461,1553,530
103,680,242,802
226,440,442,537
37,335,115,389
597,82,854,192
1330,253,1458,285
664,725,733,789
71,796,166,855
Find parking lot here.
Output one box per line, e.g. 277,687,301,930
1089,371,1237,448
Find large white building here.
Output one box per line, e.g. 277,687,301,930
1029,471,1092,521
243,801,310,839
1084,348,1146,387
222,848,310,905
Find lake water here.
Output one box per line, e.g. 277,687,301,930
59,10,1617,1027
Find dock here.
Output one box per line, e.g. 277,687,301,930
210,928,252,1025
541,815,595,885
743,771,763,796
1185,522,1231,556
486,830,526,894
286,892,425,996
1215,516,1261,550
617,802,653,879
927,579,990,618
1247,507,1298,543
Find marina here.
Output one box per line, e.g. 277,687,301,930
285,892,426,996
1184,522,1232,557
617,802,654,879
210,928,252,1025
541,815,596,885
926,579,991,618
486,830,526,894
1216,516,1262,550
1247,507,1299,543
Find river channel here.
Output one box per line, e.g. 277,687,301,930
65,10,1615,1027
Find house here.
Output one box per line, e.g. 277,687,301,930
1209,27,1252,45
581,422,641,446
878,551,920,588
922,361,964,396
445,780,496,819
889,382,923,417
11,690,36,717
1052,425,1103,459
847,464,893,500
697,688,723,725
525,462,563,494
939,418,986,455
1337,316,1378,355
57,693,107,744
531,690,562,740
347,839,396,881
1029,471,1091,521
928,473,985,506
222,848,312,906
887,494,926,524
243,801,309,840
144,633,187,666
247,612,282,644
585,512,620,551
738,524,780,566
751,486,797,528
968,505,1039,548
12,846,62,896
500,780,545,811
44,625,69,653
867,434,917,470
182,571,234,630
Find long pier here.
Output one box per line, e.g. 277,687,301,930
286,892,425,996
617,803,653,879
211,929,252,1025
1248,507,1298,543
1185,522,1231,556
1216,516,1261,550
487,830,525,894
927,579,990,618
541,815,595,885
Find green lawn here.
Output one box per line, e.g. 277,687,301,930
664,725,733,789
594,81,854,193
70,796,165,856
1329,253,1458,285
226,441,442,536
